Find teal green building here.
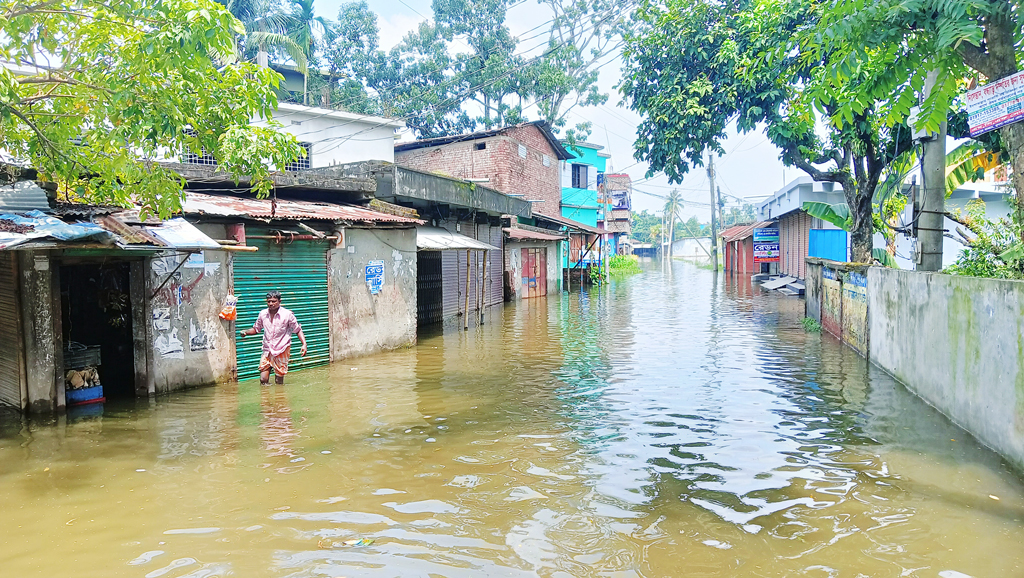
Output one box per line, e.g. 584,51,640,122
559,143,610,228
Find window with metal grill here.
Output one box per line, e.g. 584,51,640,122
284,143,313,171
181,129,218,166
571,164,587,189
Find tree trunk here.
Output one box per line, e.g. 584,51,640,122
847,183,874,263
999,122,1024,237
668,210,675,257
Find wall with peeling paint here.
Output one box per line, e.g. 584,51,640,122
328,228,417,360
147,223,234,393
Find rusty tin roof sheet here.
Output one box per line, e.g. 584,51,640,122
182,192,421,224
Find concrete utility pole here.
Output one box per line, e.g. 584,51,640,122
717,186,725,264
708,154,719,272
918,69,947,271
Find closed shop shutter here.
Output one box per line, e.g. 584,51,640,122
0,253,23,408
233,229,330,380
489,225,503,306
417,251,443,325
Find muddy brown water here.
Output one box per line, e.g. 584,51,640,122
1,261,1022,577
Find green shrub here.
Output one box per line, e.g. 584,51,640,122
801,317,822,332
608,254,642,274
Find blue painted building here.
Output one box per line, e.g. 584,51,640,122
559,143,609,228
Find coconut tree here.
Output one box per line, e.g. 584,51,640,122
285,0,330,104
216,0,309,76
663,189,683,257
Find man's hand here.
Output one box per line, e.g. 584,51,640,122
300,344,308,357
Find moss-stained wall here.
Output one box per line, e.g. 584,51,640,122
869,268,1024,471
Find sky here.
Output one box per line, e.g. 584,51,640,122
315,0,791,221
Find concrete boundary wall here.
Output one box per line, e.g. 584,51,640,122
805,257,1024,471
868,268,1024,471
805,258,869,356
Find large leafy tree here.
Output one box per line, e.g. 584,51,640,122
808,0,1024,230
321,0,630,139
620,0,916,262
532,0,632,141
1,0,302,217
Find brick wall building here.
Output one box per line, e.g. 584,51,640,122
394,121,573,217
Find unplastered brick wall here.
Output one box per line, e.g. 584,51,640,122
394,125,562,216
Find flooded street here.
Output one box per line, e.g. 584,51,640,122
2,260,1023,577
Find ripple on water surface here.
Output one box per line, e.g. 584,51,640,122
0,261,1022,577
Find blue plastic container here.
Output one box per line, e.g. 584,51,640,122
66,385,104,405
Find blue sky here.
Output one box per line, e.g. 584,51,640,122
312,0,789,218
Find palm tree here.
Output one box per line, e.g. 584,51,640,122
285,0,330,105
216,0,309,83
664,189,682,257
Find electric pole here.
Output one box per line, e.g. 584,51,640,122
918,69,947,271
717,186,725,264
708,154,719,272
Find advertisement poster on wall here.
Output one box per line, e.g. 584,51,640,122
753,228,780,263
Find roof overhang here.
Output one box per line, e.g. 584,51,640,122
0,211,222,252
417,226,499,251
533,211,603,235
504,227,566,241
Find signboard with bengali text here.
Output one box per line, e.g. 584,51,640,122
753,227,780,263
365,260,385,295
966,70,1024,137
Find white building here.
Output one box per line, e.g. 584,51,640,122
253,103,405,167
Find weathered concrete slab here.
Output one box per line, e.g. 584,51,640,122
762,276,796,290
869,268,1024,472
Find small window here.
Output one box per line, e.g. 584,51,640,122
284,143,312,171
181,129,218,166
518,144,527,158
543,154,551,167
571,164,587,189
475,142,486,150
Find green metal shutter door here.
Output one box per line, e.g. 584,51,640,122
233,230,330,380
0,253,23,408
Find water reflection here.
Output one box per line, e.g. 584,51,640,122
0,260,1022,577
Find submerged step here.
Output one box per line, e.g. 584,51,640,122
762,276,797,290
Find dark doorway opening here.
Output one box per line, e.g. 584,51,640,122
417,250,443,327
60,262,136,399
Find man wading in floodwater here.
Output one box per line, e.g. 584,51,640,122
240,291,307,385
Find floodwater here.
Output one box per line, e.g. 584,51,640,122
1,261,1023,577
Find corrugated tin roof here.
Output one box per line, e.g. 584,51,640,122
0,181,51,213
417,226,499,251
182,192,420,224
532,211,603,235
504,228,565,241
721,221,775,243
0,210,222,251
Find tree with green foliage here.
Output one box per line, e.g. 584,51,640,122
217,0,308,74
807,0,1024,225
663,189,682,255
318,0,628,139
630,209,661,243
620,0,917,263
531,0,632,141
0,0,303,217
